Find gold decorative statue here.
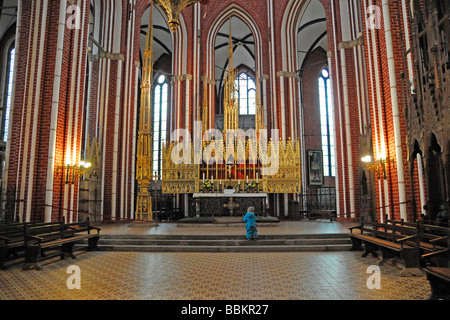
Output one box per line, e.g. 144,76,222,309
155,0,204,32
136,2,155,221
223,21,239,134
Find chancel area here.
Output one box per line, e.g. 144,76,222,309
0,0,449,301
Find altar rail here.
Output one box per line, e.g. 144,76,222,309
293,187,336,218
299,187,336,211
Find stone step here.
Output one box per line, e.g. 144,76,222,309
95,243,352,253
99,233,350,240
97,238,351,246
79,233,352,252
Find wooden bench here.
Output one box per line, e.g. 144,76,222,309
417,223,448,264
23,219,101,270
349,221,413,250
422,243,449,300
0,222,57,270
422,221,449,300
423,267,450,300
386,218,448,267
0,223,27,270
307,210,337,222
349,221,422,276
64,219,101,253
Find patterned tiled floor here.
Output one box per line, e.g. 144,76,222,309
0,250,430,300
0,221,432,300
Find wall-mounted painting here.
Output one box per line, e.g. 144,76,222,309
308,150,323,186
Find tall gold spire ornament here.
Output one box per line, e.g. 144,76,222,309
155,0,206,32
255,73,264,133
201,74,209,134
136,2,155,221
223,19,238,134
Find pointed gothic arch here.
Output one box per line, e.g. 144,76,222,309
205,4,264,132
137,0,188,134
282,0,325,141
426,133,447,222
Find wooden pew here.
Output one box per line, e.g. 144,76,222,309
0,223,27,269
23,219,101,270
349,221,422,276
0,222,60,270
417,223,448,265
423,267,450,300
386,218,448,267
307,210,337,222
63,219,101,253
422,221,449,300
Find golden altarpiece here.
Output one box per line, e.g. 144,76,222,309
136,4,302,220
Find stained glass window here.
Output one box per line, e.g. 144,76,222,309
4,48,15,142
318,68,335,177
153,74,168,178
235,72,256,115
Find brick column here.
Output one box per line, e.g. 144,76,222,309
7,0,91,222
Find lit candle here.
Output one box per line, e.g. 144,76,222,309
203,173,205,183
247,176,249,183
212,176,214,184
256,173,259,182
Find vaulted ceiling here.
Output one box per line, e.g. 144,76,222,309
140,5,173,76
214,16,255,95
297,0,328,71
137,0,327,82
139,6,256,86
0,0,17,42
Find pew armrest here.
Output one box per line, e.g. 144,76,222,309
398,234,417,242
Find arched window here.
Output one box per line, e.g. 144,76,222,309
152,74,169,178
318,68,335,177
3,47,15,142
235,72,256,115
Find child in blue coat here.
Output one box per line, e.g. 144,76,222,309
243,207,259,240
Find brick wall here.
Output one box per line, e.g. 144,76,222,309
361,0,417,221
7,0,90,222
5,0,424,222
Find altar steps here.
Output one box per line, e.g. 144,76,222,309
89,234,352,252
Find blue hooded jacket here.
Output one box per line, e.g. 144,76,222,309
243,211,258,228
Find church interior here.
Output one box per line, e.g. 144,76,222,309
0,0,449,302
